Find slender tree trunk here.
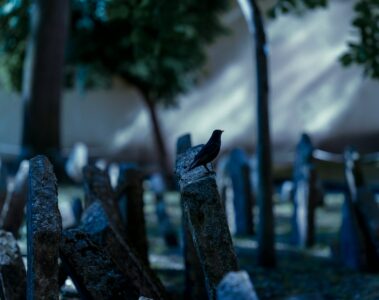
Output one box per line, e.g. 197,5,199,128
141,93,172,184
21,0,69,162
238,0,276,267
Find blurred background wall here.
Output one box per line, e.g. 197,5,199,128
0,0,378,166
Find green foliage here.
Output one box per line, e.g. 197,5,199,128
0,0,28,90
267,0,379,80
340,0,379,79
266,0,328,18
0,0,230,106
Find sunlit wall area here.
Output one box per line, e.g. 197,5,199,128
0,0,378,165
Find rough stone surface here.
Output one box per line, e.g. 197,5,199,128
176,146,239,300
0,230,26,300
217,271,258,300
79,201,168,300
117,164,149,264
226,148,254,236
175,137,207,300
83,165,124,233
60,229,136,300
0,160,29,237
176,133,192,156
27,155,62,300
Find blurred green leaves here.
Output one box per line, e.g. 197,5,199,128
339,0,379,79
0,0,230,106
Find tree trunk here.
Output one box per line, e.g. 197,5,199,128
237,0,276,267
21,0,69,163
141,93,172,184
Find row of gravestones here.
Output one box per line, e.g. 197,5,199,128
290,134,379,272
0,152,259,299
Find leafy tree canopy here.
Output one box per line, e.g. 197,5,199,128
268,0,379,79
0,0,230,106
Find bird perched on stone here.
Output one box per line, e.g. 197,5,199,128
188,129,224,172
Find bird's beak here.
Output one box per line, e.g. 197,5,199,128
221,130,224,132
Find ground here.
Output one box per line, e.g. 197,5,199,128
19,187,379,299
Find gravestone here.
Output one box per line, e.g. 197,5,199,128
150,172,178,247
60,229,137,300
176,133,192,156
27,155,62,300
70,201,168,300
176,134,207,300
71,197,83,226
117,163,149,264
340,147,379,271
292,134,319,247
226,148,255,236
217,271,259,300
0,160,29,237
0,159,7,213
176,145,239,300
65,142,88,183
0,230,26,300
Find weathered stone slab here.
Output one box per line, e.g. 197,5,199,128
176,136,207,300
83,165,124,233
60,229,137,300
0,230,26,300
176,133,192,156
117,163,149,264
217,271,258,300
78,201,168,300
226,148,254,236
27,155,62,300
150,172,178,247
0,160,29,237
176,145,239,300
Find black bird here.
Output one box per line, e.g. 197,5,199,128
188,129,224,172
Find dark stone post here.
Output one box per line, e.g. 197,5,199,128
117,163,149,264
0,230,26,299
176,134,208,300
0,160,29,237
176,146,239,300
340,147,379,271
292,134,318,247
27,155,62,299
226,148,254,236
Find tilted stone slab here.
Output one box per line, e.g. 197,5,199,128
0,160,29,238
176,145,239,300
60,229,137,300
117,164,149,264
75,201,168,300
175,136,207,300
0,230,26,300
27,155,62,300
226,148,255,236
